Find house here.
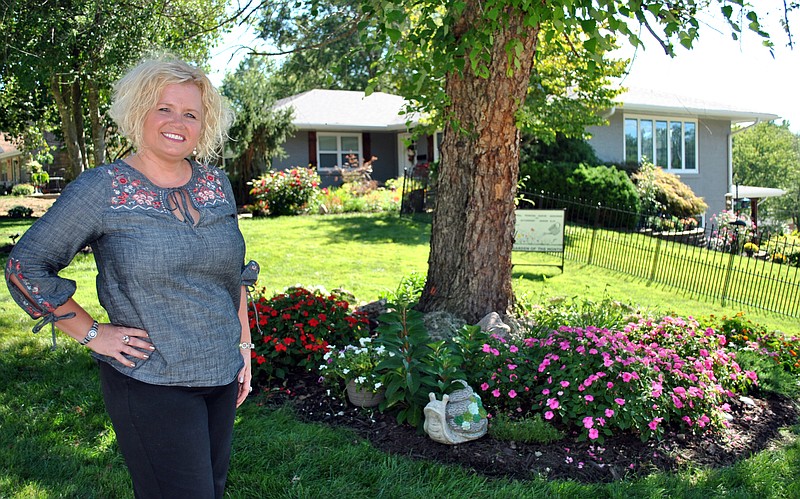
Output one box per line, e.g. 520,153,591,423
586,87,780,219
272,87,780,220
271,89,438,186
0,134,25,193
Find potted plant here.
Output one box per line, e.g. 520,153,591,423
320,337,389,407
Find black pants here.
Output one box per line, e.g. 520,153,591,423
97,360,238,499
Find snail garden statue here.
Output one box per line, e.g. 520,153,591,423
423,380,488,445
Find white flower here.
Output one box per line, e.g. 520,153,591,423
375,346,386,355
355,376,366,384
373,382,382,389
318,364,327,370
323,351,333,360
342,368,350,375
358,337,372,347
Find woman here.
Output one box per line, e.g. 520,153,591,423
5,55,259,498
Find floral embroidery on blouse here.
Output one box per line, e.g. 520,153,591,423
109,167,163,211
108,163,229,211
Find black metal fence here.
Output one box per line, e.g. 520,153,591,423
520,190,800,318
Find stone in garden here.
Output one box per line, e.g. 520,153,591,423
356,298,388,320
476,312,511,339
423,311,467,341
423,380,487,445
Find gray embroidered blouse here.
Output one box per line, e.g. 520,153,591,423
5,159,259,387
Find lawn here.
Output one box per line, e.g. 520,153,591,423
1,212,799,498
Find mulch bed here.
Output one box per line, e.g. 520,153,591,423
255,372,799,483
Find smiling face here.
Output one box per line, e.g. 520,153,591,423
139,82,204,163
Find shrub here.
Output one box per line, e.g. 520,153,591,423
11,184,34,196
249,286,370,382
632,163,708,218
474,316,757,442
7,205,33,218
248,167,320,216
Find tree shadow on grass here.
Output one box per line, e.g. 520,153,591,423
309,213,431,246
0,332,132,497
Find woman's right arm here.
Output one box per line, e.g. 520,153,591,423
5,169,150,363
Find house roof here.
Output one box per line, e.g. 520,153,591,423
273,89,418,132
0,133,23,161
612,87,779,124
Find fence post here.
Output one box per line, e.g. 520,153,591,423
720,250,736,307
648,235,662,283
587,202,600,265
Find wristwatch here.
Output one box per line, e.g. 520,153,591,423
239,342,255,350
79,321,99,345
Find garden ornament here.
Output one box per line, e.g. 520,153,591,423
423,380,487,445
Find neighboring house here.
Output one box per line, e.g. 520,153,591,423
271,89,439,186
586,87,779,220
0,133,25,192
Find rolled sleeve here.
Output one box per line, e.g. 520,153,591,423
5,169,105,328
241,260,260,287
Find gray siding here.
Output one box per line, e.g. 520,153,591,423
271,132,310,171
587,113,731,219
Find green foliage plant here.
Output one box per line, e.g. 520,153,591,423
249,286,369,382
375,305,466,428
379,271,427,306
489,412,565,444
6,205,33,218
248,167,321,216
11,183,34,196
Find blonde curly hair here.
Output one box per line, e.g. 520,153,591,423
109,54,234,162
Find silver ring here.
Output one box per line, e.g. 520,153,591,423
121,335,130,345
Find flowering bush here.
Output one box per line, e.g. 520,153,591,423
248,167,320,216
474,316,757,443
709,312,800,375
315,183,401,214
319,337,389,393
249,286,370,381
707,210,752,252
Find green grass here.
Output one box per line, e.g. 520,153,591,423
1,212,799,497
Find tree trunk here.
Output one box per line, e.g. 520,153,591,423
87,79,106,167
51,75,84,179
71,78,88,172
417,7,539,323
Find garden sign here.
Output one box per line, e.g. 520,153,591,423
513,209,566,271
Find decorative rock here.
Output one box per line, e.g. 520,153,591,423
423,380,488,445
739,396,756,407
476,312,511,338
423,311,467,341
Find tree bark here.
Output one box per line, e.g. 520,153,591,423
50,75,84,179
87,79,106,167
417,6,540,323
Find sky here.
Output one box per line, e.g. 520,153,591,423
208,3,800,132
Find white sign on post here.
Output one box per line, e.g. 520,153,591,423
513,210,565,252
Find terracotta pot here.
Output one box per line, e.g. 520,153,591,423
346,380,385,408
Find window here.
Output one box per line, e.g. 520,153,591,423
317,133,361,170
624,116,697,171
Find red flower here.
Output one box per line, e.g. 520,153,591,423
308,318,319,328
275,343,287,352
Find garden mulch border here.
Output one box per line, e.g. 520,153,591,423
256,372,799,483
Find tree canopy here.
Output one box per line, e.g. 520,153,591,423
733,121,800,228
0,0,228,176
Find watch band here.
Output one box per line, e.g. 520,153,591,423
79,321,99,345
